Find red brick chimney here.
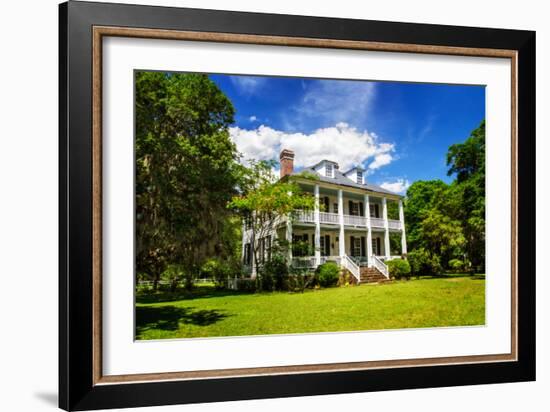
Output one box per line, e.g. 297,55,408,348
279,149,295,179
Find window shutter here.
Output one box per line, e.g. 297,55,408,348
350,236,355,256
359,202,364,216
325,235,330,256
324,196,329,212
375,204,380,218
361,237,366,257
376,237,381,255
349,200,353,215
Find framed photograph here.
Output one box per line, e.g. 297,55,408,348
59,1,535,410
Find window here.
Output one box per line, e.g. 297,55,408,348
372,237,381,255
325,163,333,177
350,201,359,216
333,203,338,214
244,243,252,265
357,170,363,184
320,235,330,256
370,204,379,218
351,236,361,257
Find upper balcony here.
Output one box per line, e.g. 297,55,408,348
293,210,403,231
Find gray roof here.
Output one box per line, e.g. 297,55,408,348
292,166,401,197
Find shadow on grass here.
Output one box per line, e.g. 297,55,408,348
417,273,485,280
136,305,230,335
136,286,251,304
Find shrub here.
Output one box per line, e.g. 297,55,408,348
236,278,257,292
317,262,340,287
386,258,411,280
261,254,289,291
448,258,465,272
337,269,357,286
201,258,231,289
407,248,442,277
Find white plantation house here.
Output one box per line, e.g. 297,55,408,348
241,149,407,284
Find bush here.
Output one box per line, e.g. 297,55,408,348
201,258,232,289
317,262,340,287
236,278,257,292
407,248,442,277
261,254,289,291
386,258,411,280
448,258,465,272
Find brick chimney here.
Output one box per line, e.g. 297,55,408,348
279,149,295,179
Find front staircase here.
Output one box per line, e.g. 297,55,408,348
360,266,390,284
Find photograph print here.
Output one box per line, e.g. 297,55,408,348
135,71,486,340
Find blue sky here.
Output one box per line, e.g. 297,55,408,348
210,74,485,193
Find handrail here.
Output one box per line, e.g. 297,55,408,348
341,254,360,282
372,255,389,278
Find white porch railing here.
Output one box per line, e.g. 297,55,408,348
293,210,315,223
291,256,318,268
372,255,389,278
388,219,402,230
319,212,339,224
340,255,361,282
370,217,385,228
343,214,367,227
293,210,403,232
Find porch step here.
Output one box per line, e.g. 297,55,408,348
359,266,389,284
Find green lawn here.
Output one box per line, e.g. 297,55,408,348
136,275,485,340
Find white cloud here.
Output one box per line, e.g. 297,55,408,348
368,152,393,170
380,179,411,194
249,115,258,122
229,122,394,172
292,79,376,128
230,76,266,96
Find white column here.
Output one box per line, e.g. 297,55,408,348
286,216,293,265
314,184,321,265
399,199,407,256
382,197,390,259
364,194,373,267
338,189,345,258
251,225,256,277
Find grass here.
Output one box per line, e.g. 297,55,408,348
135,275,485,340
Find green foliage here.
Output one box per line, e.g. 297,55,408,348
407,248,442,277
404,120,486,272
386,259,411,280
228,160,316,270
448,258,466,272
260,254,289,291
135,71,242,289
200,258,233,289
317,262,340,287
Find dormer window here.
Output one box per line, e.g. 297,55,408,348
326,163,333,177
356,171,363,184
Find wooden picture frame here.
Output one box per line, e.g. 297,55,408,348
59,1,535,410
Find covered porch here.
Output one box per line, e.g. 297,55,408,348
279,227,403,269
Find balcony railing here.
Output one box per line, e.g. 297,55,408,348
388,220,402,230
293,210,402,230
344,214,366,227
319,211,339,224
370,217,385,228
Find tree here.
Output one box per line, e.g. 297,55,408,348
403,120,486,272
404,180,449,251
446,120,486,271
135,71,241,290
228,161,317,275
